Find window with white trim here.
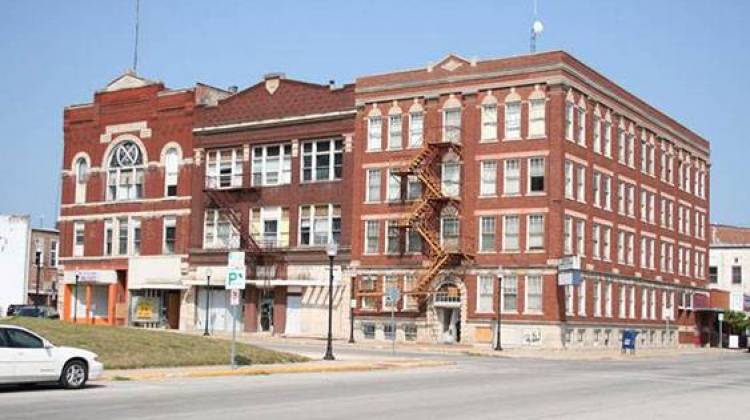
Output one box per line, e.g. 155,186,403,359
528,98,545,137
618,286,626,318
252,144,292,186
73,221,85,257
576,220,585,256
603,175,612,210
443,108,461,143
564,161,574,199
593,116,601,153
477,275,494,313
479,216,496,252
576,165,585,202
578,279,586,316
503,215,519,251
577,106,586,146
592,224,601,259
367,116,382,151
602,226,611,261
406,228,422,253
409,112,423,147
385,221,400,254
388,115,402,150
603,120,612,158
107,141,145,200
164,148,179,197
365,169,381,202
299,204,341,246
565,284,574,315
617,231,625,263
617,127,626,164
503,275,518,312
525,275,543,313
605,282,613,317
480,160,497,196
440,215,460,251
49,240,58,267
406,175,421,201
528,157,545,193
565,102,574,140
206,148,243,189
387,168,401,202
163,216,176,254
593,172,601,207
504,102,521,139
527,214,544,250
563,216,573,255
364,220,379,254
441,161,460,197
203,209,239,249
504,159,520,195
626,233,634,265
301,138,343,182
481,104,497,141
74,158,88,203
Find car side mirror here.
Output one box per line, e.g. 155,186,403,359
43,340,54,349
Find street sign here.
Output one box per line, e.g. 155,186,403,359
350,299,357,309
386,286,401,304
557,270,582,286
558,255,581,271
718,312,724,322
230,289,241,306
226,251,246,290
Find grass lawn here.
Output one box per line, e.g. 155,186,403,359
3,317,308,370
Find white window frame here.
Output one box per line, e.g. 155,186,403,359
364,220,380,255
205,148,243,190
503,215,520,251
524,275,543,314
478,216,496,252
301,138,343,182
481,104,498,141
298,204,341,247
365,169,381,203
528,98,546,138
367,116,382,151
73,221,85,257
503,159,520,195
504,101,521,140
164,148,179,197
527,214,544,251
252,143,292,187
408,112,423,147
388,114,403,150
479,160,497,197
477,275,495,313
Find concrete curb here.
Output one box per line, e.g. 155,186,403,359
102,359,453,382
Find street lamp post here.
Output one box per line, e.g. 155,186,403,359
349,276,356,344
204,268,212,336
494,276,503,351
34,250,42,308
324,241,337,361
73,272,80,322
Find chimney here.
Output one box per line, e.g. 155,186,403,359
227,86,238,93
264,72,285,80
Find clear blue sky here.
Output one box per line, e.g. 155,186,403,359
0,0,747,228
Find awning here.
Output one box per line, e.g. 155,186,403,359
62,270,117,285
129,282,188,290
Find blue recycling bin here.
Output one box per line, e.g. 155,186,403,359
622,329,637,353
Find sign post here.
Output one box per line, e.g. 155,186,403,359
226,251,246,369
718,312,724,349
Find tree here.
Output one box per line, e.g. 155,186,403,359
722,310,749,335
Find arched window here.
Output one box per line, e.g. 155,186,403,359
164,148,179,197
74,157,88,204
107,141,145,201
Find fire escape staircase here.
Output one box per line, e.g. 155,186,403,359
394,138,474,297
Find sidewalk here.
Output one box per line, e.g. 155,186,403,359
102,358,452,382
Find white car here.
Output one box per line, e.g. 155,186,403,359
0,325,103,389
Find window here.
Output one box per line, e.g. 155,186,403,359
593,172,601,207
640,191,648,222
619,286,626,318
403,275,418,310
709,266,718,283
480,161,497,196
299,204,341,246
132,218,141,255
363,323,376,338
443,108,461,143
367,116,382,151
206,148,243,189
603,120,612,157
479,216,496,252
577,106,586,146
593,117,601,153
404,324,418,340
364,220,379,254
528,98,545,137
387,169,401,202
627,132,635,167
409,112,423,147
626,233,634,265
578,279,587,316
477,276,494,313
629,286,636,319
503,159,520,195
527,214,544,250
73,222,84,257
388,114,402,150
74,157,88,203
163,216,176,254
366,169,381,202
302,139,343,182
576,220,585,256
642,288,648,320
617,231,625,263
592,224,600,259
481,104,497,141
603,175,612,210
203,209,239,249
563,217,573,255
406,228,422,253
383,324,395,340
602,226,611,261
441,161,460,197
502,275,518,312
565,102,574,140
385,221,400,254
360,277,377,310
627,185,635,216
528,157,545,193
618,127,626,164
117,217,129,256
104,219,113,256
252,144,292,186
650,289,657,320
164,148,179,197
576,165,585,202
406,175,422,201
503,216,520,251
383,276,398,309
441,216,460,251
525,275,543,313
564,161,574,199
49,240,58,267
504,102,521,139
733,266,742,284
107,141,145,200
605,282,613,317
6,329,43,349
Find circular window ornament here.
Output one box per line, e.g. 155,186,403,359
110,141,143,168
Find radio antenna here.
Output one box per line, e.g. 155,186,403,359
530,0,544,53
132,0,141,72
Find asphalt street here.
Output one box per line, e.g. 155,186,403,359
1,349,749,420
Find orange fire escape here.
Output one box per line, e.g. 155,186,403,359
393,132,474,298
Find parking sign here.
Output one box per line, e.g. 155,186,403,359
226,251,246,290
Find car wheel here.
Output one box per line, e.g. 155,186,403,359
60,360,88,389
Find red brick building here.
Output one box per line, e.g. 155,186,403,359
59,72,229,327
27,228,60,307
350,52,710,347
186,74,356,336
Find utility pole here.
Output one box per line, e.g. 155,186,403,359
494,276,503,351
349,277,356,343
34,250,42,308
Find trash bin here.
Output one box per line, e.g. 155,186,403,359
622,329,637,354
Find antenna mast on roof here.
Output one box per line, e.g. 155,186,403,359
132,0,141,72
530,0,544,53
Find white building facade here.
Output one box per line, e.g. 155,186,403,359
0,215,31,315
709,224,750,313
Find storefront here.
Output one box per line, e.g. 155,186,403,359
128,256,186,329
61,270,127,325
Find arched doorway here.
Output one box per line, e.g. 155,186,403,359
433,281,462,344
